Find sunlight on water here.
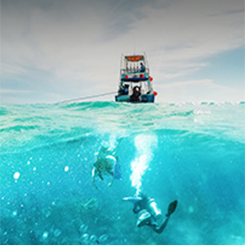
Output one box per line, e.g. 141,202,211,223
130,134,158,195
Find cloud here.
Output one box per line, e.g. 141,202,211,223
156,79,245,103
1,0,244,103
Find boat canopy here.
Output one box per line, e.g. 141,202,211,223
125,55,144,62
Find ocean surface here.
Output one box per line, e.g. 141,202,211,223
0,101,244,245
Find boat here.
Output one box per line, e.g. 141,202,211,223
115,54,157,103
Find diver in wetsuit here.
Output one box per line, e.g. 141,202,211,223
123,193,177,234
92,139,122,189
92,154,116,188
130,86,141,102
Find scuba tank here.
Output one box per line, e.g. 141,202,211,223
148,198,162,219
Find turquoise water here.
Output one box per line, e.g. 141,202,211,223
0,101,245,245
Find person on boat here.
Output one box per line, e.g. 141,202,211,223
140,62,146,72
92,139,122,189
130,86,141,102
119,84,129,95
123,193,178,234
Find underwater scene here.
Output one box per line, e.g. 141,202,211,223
0,101,244,245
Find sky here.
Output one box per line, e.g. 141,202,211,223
0,0,244,104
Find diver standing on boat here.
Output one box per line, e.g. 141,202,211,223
123,193,178,234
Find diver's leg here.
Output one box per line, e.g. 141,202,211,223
150,216,170,234
150,200,178,234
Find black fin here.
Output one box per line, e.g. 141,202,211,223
167,200,178,217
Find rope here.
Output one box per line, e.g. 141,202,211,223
57,91,117,104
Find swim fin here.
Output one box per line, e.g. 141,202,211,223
166,200,178,217
113,158,122,180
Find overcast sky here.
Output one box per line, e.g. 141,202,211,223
1,0,244,104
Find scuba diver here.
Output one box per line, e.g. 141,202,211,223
130,86,141,102
123,193,178,234
92,154,116,188
92,139,122,189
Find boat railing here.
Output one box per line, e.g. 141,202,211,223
120,67,150,75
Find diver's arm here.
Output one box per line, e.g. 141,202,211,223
133,203,141,214
122,197,142,203
123,197,142,213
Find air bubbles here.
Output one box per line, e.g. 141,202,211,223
27,157,32,165
99,234,108,242
79,224,91,244
79,224,88,233
11,210,17,217
90,235,97,243
64,166,69,172
81,233,89,243
13,172,20,180
54,229,61,237
42,231,49,240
